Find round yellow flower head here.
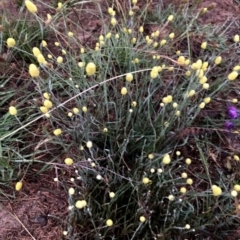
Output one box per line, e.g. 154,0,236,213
65,157,73,166
228,71,238,81
214,56,222,65
43,99,53,109
68,188,75,195
162,154,171,164
121,87,128,95
169,33,175,39
126,73,133,82
53,128,62,136
86,62,96,76
139,216,146,222
75,200,86,209
109,192,115,198
199,102,205,109
41,40,47,47
111,18,117,26
37,54,46,64
131,101,137,107
204,97,211,104
57,56,63,64
43,92,50,99
32,47,41,57
185,158,191,164
234,34,239,43
202,83,209,89
231,190,238,197
106,219,113,227
181,172,188,178
188,90,195,97
9,106,17,115
73,108,79,114
234,155,240,161
160,39,167,46
186,178,193,185
167,15,174,21
103,127,108,133
82,106,87,112
68,31,74,37
148,154,154,160
180,187,187,193
139,26,144,33
7,38,16,48
40,106,48,114
168,194,175,201
15,181,23,191
234,184,240,192
185,224,191,229
29,64,40,77
142,177,150,184
201,41,207,49
86,141,93,148
177,56,185,65
25,0,38,13
212,185,222,196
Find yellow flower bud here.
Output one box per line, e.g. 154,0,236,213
234,155,240,161
106,219,113,227
234,184,240,192
126,73,133,82
37,54,46,64
15,181,23,191
57,56,63,63
160,39,167,46
121,87,128,95
186,178,193,185
169,32,175,39
109,192,115,198
202,83,209,89
139,216,146,222
25,0,38,13
181,172,187,178
212,185,222,196
85,62,96,76
168,195,175,201
234,34,239,43
162,154,171,164
142,177,150,184
214,56,222,65
43,99,53,109
177,56,185,65
180,187,187,193
139,26,144,33
43,92,50,99
32,47,41,57
7,38,16,47
65,157,73,166
75,200,86,209
86,141,93,148
40,106,48,113
29,64,40,77
82,106,87,112
9,106,17,115
199,76,207,84
167,15,174,21
53,128,62,136
185,158,192,164
228,71,238,81
68,31,74,37
199,102,205,109
148,154,154,160
201,41,207,49
204,97,211,104
111,18,117,26
68,188,75,195
188,90,195,97
41,40,47,47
